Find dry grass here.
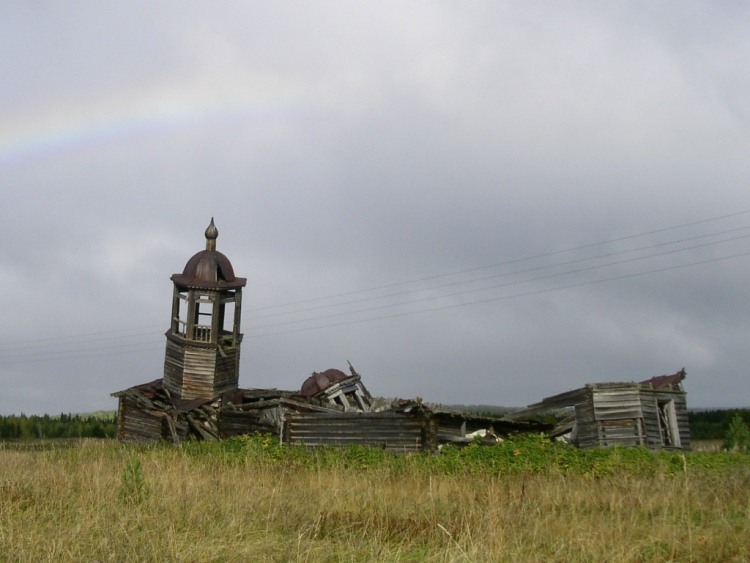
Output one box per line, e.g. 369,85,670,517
1,439,749,562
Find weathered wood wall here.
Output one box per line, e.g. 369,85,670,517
162,338,184,392
673,393,691,449
163,338,239,400
116,396,191,443
116,397,164,443
284,411,436,453
591,385,645,447
574,401,598,449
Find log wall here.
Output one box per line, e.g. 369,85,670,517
116,397,165,443
285,411,435,453
592,386,645,447
163,338,239,399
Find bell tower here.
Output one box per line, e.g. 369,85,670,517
162,219,247,400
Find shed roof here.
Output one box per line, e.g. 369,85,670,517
505,368,688,419
640,368,686,390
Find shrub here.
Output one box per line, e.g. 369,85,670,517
723,413,750,453
119,457,149,505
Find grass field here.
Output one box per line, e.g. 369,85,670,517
1,435,749,562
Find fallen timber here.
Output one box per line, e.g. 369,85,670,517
113,377,548,452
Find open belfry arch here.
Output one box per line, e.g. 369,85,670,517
163,218,247,400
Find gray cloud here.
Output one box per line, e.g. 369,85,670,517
2,2,750,414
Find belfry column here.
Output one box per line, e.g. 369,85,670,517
162,219,247,400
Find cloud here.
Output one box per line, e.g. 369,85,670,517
2,2,750,414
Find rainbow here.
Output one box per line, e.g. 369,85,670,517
0,88,314,168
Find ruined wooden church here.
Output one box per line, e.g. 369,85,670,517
113,220,544,450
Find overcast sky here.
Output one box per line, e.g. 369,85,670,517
2,2,750,415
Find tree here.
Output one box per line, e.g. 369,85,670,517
723,413,750,452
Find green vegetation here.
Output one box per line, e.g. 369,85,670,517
0,412,116,440
2,435,749,561
432,403,517,417
119,456,150,505
0,407,746,442
183,432,750,477
688,408,750,439
723,413,750,453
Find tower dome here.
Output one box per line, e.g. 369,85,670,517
170,218,246,289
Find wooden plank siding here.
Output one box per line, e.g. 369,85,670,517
591,387,645,447
584,385,690,450
574,401,600,449
212,346,240,392
285,412,436,453
597,418,645,447
674,394,691,449
163,340,239,400
183,348,218,395
590,387,643,447
162,338,185,392
641,396,662,448
116,397,165,443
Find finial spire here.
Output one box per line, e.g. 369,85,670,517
205,217,218,251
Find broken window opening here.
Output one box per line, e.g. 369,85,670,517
657,399,681,448
192,294,213,342
220,297,237,345
173,291,189,336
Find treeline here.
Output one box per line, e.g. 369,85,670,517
0,413,116,440
688,409,750,440
434,404,517,417
1,408,746,441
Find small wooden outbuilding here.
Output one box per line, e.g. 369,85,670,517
506,369,690,450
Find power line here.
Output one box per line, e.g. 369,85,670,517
2,208,750,363
6,241,746,365
5,209,749,348
245,223,750,321
244,207,750,313
0,342,163,365
241,232,750,332
243,249,750,339
3,223,745,355
0,323,165,349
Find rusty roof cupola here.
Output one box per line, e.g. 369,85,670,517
163,219,247,400
170,218,245,290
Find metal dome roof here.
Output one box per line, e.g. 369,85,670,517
170,219,247,290
300,369,352,397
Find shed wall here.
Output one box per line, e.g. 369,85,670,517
117,397,164,443
592,387,645,447
285,412,434,453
